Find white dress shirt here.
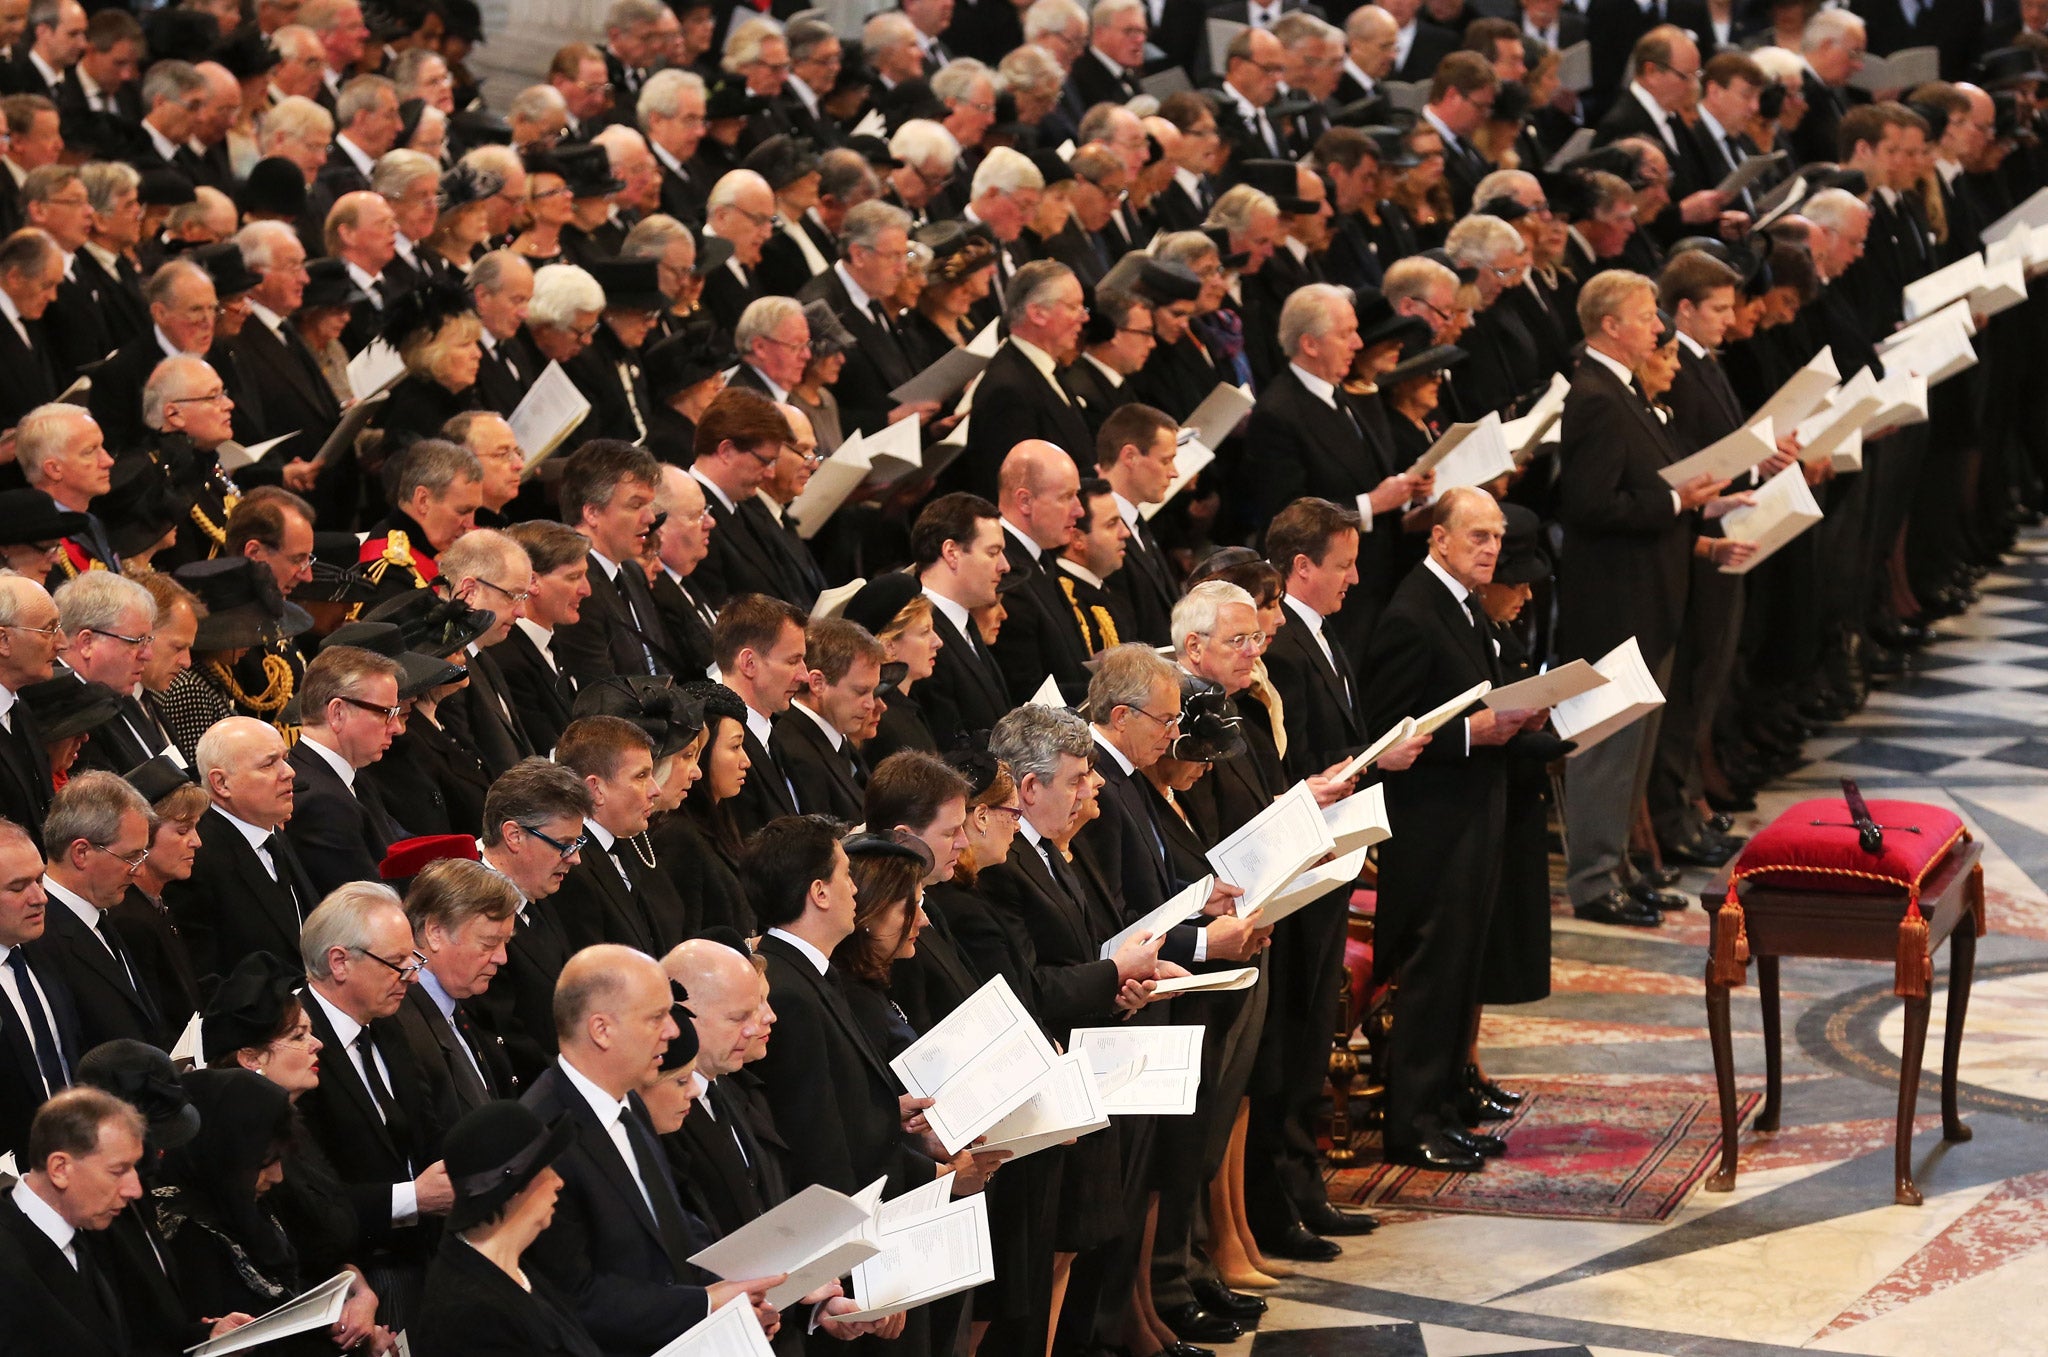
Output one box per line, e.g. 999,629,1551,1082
305,986,420,1223
559,1053,656,1212
11,1177,76,1266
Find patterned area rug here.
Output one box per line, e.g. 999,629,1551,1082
1324,1081,1761,1223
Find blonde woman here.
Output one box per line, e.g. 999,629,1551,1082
375,278,486,444
423,163,503,274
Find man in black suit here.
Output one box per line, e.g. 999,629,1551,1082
553,441,675,686
799,199,932,439
640,69,712,225
1789,8,1871,168
470,250,538,417
471,759,594,1087
1688,52,1769,218
296,881,454,1325
1213,29,1292,163
86,256,217,457
992,440,1097,703
0,227,65,432
1516,0,1586,49
1248,285,1429,649
663,936,788,1236
1387,0,1459,82
1556,270,1739,924
688,386,815,609
1068,0,1147,108
231,221,341,474
396,857,523,1124
552,715,694,956
23,165,110,381
433,530,540,779
1585,0,1708,116
28,772,167,1052
1419,51,1498,215
648,466,720,681
1095,405,1186,647
954,260,1098,499
910,493,1014,751
1361,488,1546,1172
1261,497,1370,781
494,520,590,754
746,816,946,1195
307,73,400,229
773,617,882,823
0,817,82,1163
751,403,831,611
0,1087,153,1357
1593,26,1733,243
710,593,809,838
524,944,781,1354
55,573,162,779
285,645,409,897
0,575,64,848
4,0,84,103
164,717,317,983
699,168,775,332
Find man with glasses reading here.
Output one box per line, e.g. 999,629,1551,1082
435,528,539,776
285,645,410,896
54,573,163,776
295,881,455,1328
0,573,68,847
30,770,171,1049
1594,25,1736,242
1419,51,1497,215
689,385,810,608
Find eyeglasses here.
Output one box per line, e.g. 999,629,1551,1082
519,823,589,859
166,388,230,407
725,205,774,228
353,946,430,978
88,841,150,874
337,695,404,724
1212,630,1267,652
1124,705,1182,731
1118,325,1156,340
5,621,64,641
760,334,812,355
80,626,153,648
475,576,533,606
980,804,1023,822
790,446,824,467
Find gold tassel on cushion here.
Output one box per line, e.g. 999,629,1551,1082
1711,886,1750,987
1895,896,1932,999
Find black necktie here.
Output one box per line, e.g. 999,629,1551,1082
71,1232,128,1348
120,696,165,756
7,948,68,1093
845,742,868,789
449,1002,500,1098
624,1105,700,1274
869,300,893,336
704,1084,755,1178
262,833,306,922
355,1029,395,1122
1325,628,1356,707
94,916,162,1034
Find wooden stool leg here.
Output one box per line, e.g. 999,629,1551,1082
1705,966,1740,1192
1943,922,1977,1144
1757,955,1782,1133
1895,993,1932,1206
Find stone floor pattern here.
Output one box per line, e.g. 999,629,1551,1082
1227,533,2048,1357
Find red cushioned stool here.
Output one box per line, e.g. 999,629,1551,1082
1704,797,1984,1205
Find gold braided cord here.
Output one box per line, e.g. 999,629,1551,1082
204,651,296,717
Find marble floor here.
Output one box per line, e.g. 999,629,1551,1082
1218,534,2048,1357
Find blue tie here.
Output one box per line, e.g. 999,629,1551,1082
7,948,68,1094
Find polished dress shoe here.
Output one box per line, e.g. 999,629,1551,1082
1467,1065,1523,1107
1159,1304,1240,1344
1661,831,1737,868
1160,1343,1213,1357
1383,1136,1484,1173
1626,853,1683,887
1627,879,1690,911
1442,1126,1507,1158
1257,1224,1341,1262
1707,812,1735,834
1573,889,1663,927
1191,1278,1267,1320
1454,1088,1516,1123
1298,1201,1379,1235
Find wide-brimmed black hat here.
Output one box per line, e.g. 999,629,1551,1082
841,571,923,636
364,589,497,656
438,162,503,214
845,133,901,170
741,134,821,191
20,676,121,742
238,156,308,218
1028,146,1074,187
1362,124,1421,169
193,241,260,299
302,257,371,310
1201,225,1250,271
553,141,626,198
644,323,734,401
802,298,857,358
587,256,668,312
124,752,199,806
1235,158,1313,214
449,107,512,147
692,227,736,277
139,168,198,208
1355,287,1430,351
321,621,468,697
1977,45,2046,90
0,489,87,547
201,951,302,1063
1169,674,1246,763
1134,257,1202,305
443,1100,577,1231
76,1039,202,1148
1382,341,1467,388
572,675,707,758
1493,501,1552,585
382,273,477,350
89,456,188,560
177,558,315,651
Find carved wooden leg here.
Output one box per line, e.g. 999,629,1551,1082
1943,919,1977,1143
1895,992,1932,1206
1757,955,1782,1133
1705,965,1740,1192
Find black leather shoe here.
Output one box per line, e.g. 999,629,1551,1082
1574,890,1663,927
1299,1201,1379,1235
1454,1089,1516,1123
1468,1065,1523,1107
1384,1136,1484,1173
1707,812,1735,834
1257,1224,1341,1262
1661,832,1738,868
1442,1126,1507,1158
1160,1343,1213,1357
1628,879,1690,911
1159,1304,1240,1344
1627,854,1683,887
1191,1278,1266,1320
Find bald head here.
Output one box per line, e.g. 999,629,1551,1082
998,440,1085,554
663,937,763,1077
554,944,677,1094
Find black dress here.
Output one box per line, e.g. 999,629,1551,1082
411,1233,601,1357
362,710,491,838
375,373,478,448
1478,624,1553,1005
862,688,939,766
650,808,752,935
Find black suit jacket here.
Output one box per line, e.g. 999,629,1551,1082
440,645,534,778
990,532,1095,704
474,894,574,1088
648,570,716,679
698,259,760,332
392,981,513,1126
951,341,1097,499
523,1064,715,1357
667,1075,788,1239
1263,600,1364,779
695,486,808,608
84,330,177,454
918,597,1012,751
798,267,922,438
0,943,80,1160
413,1227,602,1357
0,310,59,434
1394,20,1460,82
1554,355,1694,667
554,835,684,956
752,933,934,1195
472,332,534,416
28,895,166,1051
487,626,578,753
1073,746,1200,967
283,741,403,897
228,313,344,468
1067,48,1143,108
1107,511,1179,646
162,806,313,983
0,1195,127,1357
555,556,673,684
978,839,1122,1032
770,705,865,822
727,718,800,839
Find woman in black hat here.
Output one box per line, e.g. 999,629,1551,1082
642,322,732,465
201,952,385,1345
424,163,505,274
375,277,486,451
511,151,575,266
1131,236,1231,424
158,558,316,759
903,221,999,367
16,676,121,789
295,258,369,405
1379,339,1468,469
638,997,702,1141
844,573,943,764
833,831,938,1060
410,1101,596,1357
110,757,210,1026
656,681,758,934
154,1069,331,1351
790,298,854,455
343,606,492,836
1390,122,1453,250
